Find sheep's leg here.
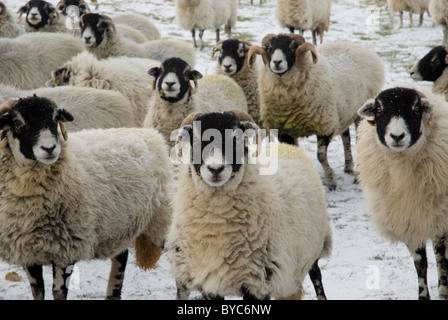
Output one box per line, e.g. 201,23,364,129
225,24,231,38
241,285,270,300
199,29,205,50
341,129,354,174
106,249,128,300
308,259,327,300
442,24,448,46
216,28,220,43
317,135,337,191
312,30,317,46
24,265,45,300
409,11,414,27
288,26,294,33
433,233,448,299
191,29,197,48
408,245,430,300
399,11,404,28
52,262,75,300
418,13,424,27
202,292,225,300
176,279,191,300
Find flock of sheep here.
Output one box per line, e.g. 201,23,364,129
0,0,447,301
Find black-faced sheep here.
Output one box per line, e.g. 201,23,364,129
247,33,385,190
18,0,68,33
79,13,195,66
275,0,331,45
165,110,332,300
211,39,262,127
175,0,238,50
356,87,448,300
143,57,247,148
0,96,172,300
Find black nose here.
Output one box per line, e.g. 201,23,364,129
224,64,232,70
41,145,56,155
208,165,225,176
390,133,405,143
273,60,282,67
165,81,176,89
84,36,92,42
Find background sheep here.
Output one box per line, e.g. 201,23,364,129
248,33,385,190
79,13,195,66
211,38,262,127
387,0,430,28
143,57,247,148
165,111,332,300
0,1,23,38
0,84,134,130
0,96,173,299
410,46,448,99
429,0,448,46
0,32,85,89
175,0,238,50
112,13,161,41
46,51,159,127
356,87,448,300
18,0,68,33
275,0,331,45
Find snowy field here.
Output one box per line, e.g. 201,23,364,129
0,0,445,300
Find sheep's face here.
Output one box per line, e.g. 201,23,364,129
80,13,114,47
18,0,58,29
264,35,298,75
358,88,434,152
0,96,73,165
215,39,250,76
410,46,448,82
48,66,72,87
57,0,90,16
177,112,258,188
148,57,202,103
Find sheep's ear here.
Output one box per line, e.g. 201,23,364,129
0,114,12,131
188,70,203,81
175,125,193,159
421,98,435,127
17,4,29,23
148,67,161,90
358,99,377,126
56,109,74,142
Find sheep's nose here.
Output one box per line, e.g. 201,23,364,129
410,71,415,76
224,64,232,70
208,165,225,176
165,81,176,89
84,36,92,42
390,133,405,143
41,145,56,155
273,60,282,67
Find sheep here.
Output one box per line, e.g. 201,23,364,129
0,1,23,38
175,0,238,50
247,33,385,190
387,0,430,28
165,110,333,300
428,0,448,46
356,87,448,300
0,84,134,130
410,46,448,99
46,51,160,127
143,57,248,148
211,39,262,127
0,32,85,90
112,14,161,41
0,95,173,300
18,0,69,33
275,0,331,45
79,13,196,67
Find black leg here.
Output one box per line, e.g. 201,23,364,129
408,245,430,300
106,249,128,300
176,279,191,300
199,29,205,50
341,129,354,174
317,135,336,190
191,29,197,48
52,262,75,300
24,265,45,300
288,26,294,33
308,260,327,300
433,234,448,299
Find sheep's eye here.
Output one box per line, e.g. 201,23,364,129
13,119,24,131
375,106,382,114
413,105,421,115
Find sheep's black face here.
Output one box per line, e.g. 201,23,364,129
57,0,90,16
80,13,110,47
0,96,73,164
358,88,433,152
148,57,203,103
217,39,248,75
411,46,448,82
18,0,56,29
265,35,297,75
178,112,258,188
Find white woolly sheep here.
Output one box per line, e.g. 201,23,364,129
0,96,173,300
356,87,448,300
175,0,238,50
143,57,248,148
46,51,160,127
387,0,430,28
18,0,69,33
79,13,196,66
0,2,23,38
410,46,448,99
0,84,134,130
428,0,448,45
165,110,332,300
211,39,262,127
247,33,385,190
275,0,331,45
112,13,161,41
0,32,85,90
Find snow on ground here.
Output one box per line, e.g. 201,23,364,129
0,0,444,300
